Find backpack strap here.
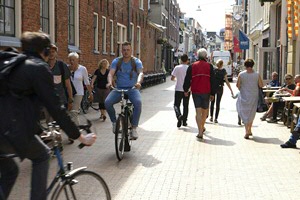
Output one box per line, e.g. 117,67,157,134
57,61,65,88
115,56,137,80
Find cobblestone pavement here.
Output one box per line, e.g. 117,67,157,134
8,78,300,200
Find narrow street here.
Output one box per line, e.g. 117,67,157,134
9,78,300,200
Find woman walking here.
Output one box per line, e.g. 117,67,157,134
236,59,263,139
209,59,234,123
91,59,110,121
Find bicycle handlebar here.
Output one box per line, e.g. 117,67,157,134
78,119,92,149
110,86,136,92
40,120,93,149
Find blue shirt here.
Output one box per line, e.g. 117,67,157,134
111,57,143,88
269,80,280,87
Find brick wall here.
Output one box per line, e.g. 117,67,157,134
4,0,160,74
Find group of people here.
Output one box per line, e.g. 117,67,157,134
172,49,300,148
171,48,265,139
0,32,144,200
171,49,235,139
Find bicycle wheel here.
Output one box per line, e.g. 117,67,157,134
52,170,111,200
81,90,91,114
115,114,126,161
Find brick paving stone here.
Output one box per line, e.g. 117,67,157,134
7,78,300,200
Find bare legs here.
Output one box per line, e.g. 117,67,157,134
195,108,208,138
244,121,253,139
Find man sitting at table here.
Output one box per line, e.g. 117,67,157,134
268,71,280,87
264,74,297,123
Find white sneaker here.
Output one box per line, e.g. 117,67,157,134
112,122,116,133
130,128,138,140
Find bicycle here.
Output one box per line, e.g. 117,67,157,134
112,87,135,161
0,120,111,200
81,74,99,114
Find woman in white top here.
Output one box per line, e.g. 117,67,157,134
68,52,93,126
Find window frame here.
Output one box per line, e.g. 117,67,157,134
0,0,21,47
110,19,114,55
136,26,141,59
68,0,80,52
93,12,99,53
102,16,107,54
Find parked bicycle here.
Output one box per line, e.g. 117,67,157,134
0,120,111,200
112,86,135,161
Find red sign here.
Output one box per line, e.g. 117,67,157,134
233,36,242,53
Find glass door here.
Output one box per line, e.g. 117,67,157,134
258,47,277,83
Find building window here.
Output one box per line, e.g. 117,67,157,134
40,0,49,34
110,20,114,54
117,23,127,56
93,13,99,52
68,0,79,49
139,0,143,9
0,0,15,37
136,26,141,59
102,16,107,53
130,23,134,53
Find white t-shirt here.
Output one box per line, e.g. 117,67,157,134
171,64,188,91
71,65,90,95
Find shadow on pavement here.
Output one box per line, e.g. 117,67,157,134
252,136,284,145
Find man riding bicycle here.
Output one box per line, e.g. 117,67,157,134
105,41,144,140
0,32,96,200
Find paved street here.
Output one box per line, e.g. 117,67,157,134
9,78,300,200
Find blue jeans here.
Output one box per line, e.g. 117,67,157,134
289,118,300,144
105,88,142,127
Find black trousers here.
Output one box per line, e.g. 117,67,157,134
174,91,190,122
210,86,224,119
272,101,285,120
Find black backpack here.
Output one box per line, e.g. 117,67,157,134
0,49,27,96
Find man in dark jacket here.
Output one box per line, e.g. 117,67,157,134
183,48,216,139
0,32,96,200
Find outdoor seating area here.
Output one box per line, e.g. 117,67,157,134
142,72,166,88
262,87,300,132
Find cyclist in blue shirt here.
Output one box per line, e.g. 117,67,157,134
105,41,144,140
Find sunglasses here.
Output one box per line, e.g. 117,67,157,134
285,78,292,81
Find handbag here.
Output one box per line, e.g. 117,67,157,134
257,88,268,113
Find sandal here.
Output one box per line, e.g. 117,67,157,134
196,134,203,139
102,115,106,121
244,134,250,139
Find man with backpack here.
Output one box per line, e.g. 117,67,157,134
105,41,144,140
42,44,74,123
0,31,96,200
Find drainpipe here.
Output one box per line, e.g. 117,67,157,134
128,0,131,42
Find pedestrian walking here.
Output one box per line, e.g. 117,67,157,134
183,48,216,139
91,59,110,121
171,54,190,127
209,59,234,123
236,58,263,139
68,52,93,126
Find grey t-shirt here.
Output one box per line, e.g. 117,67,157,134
51,60,71,105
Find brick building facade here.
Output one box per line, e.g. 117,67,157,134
0,0,163,74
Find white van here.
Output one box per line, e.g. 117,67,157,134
211,50,233,82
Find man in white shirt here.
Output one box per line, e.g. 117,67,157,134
171,54,190,127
